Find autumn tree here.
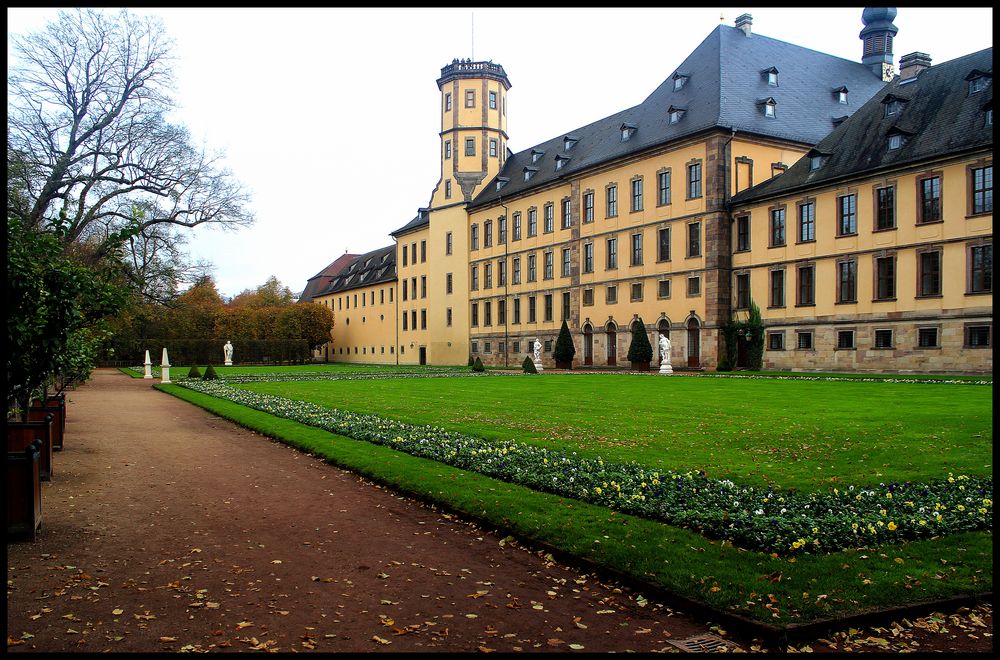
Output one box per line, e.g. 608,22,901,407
230,275,295,308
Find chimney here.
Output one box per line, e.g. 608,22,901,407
899,52,931,80
735,13,752,37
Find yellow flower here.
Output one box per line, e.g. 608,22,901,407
918,520,927,526
886,492,893,499
887,521,897,531
958,505,966,511
595,487,602,495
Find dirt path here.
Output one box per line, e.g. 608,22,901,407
7,369,991,653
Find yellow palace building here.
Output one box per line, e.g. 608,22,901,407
300,8,992,374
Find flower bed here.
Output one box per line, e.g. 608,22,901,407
178,379,992,556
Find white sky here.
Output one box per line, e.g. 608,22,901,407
7,7,993,299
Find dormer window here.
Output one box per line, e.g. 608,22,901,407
555,155,570,170
620,123,637,141
563,135,578,151
967,70,991,94
761,67,779,86
531,149,544,163
832,115,848,127
887,134,904,150
807,149,830,171
757,97,776,118
672,72,689,91
523,167,537,182
833,86,849,104
881,94,909,118
495,176,509,192
667,106,685,124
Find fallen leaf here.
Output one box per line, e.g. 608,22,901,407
372,635,391,645
235,621,253,630
159,636,177,642
569,643,585,650
112,608,124,616
271,560,282,564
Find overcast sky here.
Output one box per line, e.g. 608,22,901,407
7,7,993,299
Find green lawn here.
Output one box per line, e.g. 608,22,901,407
235,374,992,491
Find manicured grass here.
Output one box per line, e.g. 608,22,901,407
235,374,992,492
156,382,993,627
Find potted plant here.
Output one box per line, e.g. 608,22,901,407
627,318,653,371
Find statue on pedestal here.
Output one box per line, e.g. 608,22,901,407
533,339,542,363
224,340,234,366
658,334,673,375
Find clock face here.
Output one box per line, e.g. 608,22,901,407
882,63,895,81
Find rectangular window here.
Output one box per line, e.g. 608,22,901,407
875,255,896,300
544,204,554,233
918,327,939,348
562,248,571,277
797,265,815,305
770,269,785,308
421,309,427,329
971,165,993,214
583,288,594,306
402,282,407,301
513,298,521,324
918,250,942,297
544,294,553,322
631,233,643,266
498,298,506,325
606,285,618,304
446,272,453,294
446,307,452,327
561,292,571,320
528,208,537,237
687,222,701,257
527,254,537,282
402,244,408,267
470,302,478,326
768,332,785,351
837,195,857,235
498,216,507,244
583,243,594,273
544,250,554,280
484,263,492,289
470,265,478,290
630,281,643,302
797,331,813,350
736,216,750,252
484,301,492,326
470,224,479,250
465,137,475,156
489,90,497,109
875,185,895,230
483,220,493,247
465,89,475,108
798,202,815,242
837,330,855,349
657,279,671,299
512,256,521,284
444,140,452,159
631,178,643,212
446,231,453,255
498,259,506,286
561,199,572,229
969,244,993,293
402,311,408,330
512,212,521,241
420,275,427,298
687,276,701,297
770,207,786,246
528,295,537,323
687,162,702,199
874,329,893,349
918,176,942,223
583,192,594,223
735,272,750,309
606,184,618,217
489,138,497,157
657,170,671,206
606,237,618,269
837,259,857,303
444,93,452,112
966,324,991,347
657,227,671,261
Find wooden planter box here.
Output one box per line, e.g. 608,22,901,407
630,361,651,371
29,403,64,451
7,438,43,541
33,393,66,439
8,416,54,481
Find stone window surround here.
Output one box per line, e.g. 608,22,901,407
873,327,894,350
686,158,703,200
835,188,859,237
915,245,943,298
735,213,751,252
795,197,817,244
966,159,993,217
768,265,785,309
795,261,816,307
915,170,944,225
964,322,992,348
966,238,992,295
835,328,857,351
656,167,672,207
835,256,858,304
630,175,644,213
768,203,787,248
872,179,898,232
916,325,942,350
795,329,815,351
872,250,897,302
767,329,785,351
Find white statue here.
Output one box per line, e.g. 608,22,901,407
658,334,673,375
223,340,234,365
533,339,542,363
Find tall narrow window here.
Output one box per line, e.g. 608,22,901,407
497,298,506,325
770,269,785,308
484,301,492,326
657,170,671,206
918,176,942,223
875,255,896,300
543,250,553,280
444,140,451,159
562,248,572,277
420,240,426,262
498,216,507,244
470,224,478,250
918,250,942,297
527,254,537,282
444,93,452,112
583,191,594,223
489,90,497,109
971,165,993,214
528,296,537,323
512,256,521,284
484,263,492,289
736,216,750,252
465,89,475,108
657,227,671,261
465,137,475,156
489,138,498,157
631,178,643,212
606,184,618,217
687,222,701,257
969,244,993,293
770,208,786,246
583,243,594,273
544,294,553,322
544,203,554,233
797,265,815,306
528,208,537,237
875,185,895,230
561,198,572,229
483,220,493,247
562,292,571,320
798,202,815,242
735,273,750,309
470,302,478,326
446,272,453,294
498,259,506,286
470,265,478,291
687,163,702,199
512,212,521,241
837,194,857,235
837,259,857,303
631,233,643,266
606,237,618,269
446,231,453,255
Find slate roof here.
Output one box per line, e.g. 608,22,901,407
298,253,359,303
470,23,888,210
731,47,993,205
390,209,430,238
315,244,397,296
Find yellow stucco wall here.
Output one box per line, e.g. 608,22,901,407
319,282,399,364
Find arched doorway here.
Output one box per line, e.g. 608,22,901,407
605,321,617,366
686,317,700,368
657,318,670,365
583,323,594,366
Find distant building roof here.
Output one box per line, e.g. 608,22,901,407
391,208,430,238
471,23,888,209
731,47,993,205
316,244,397,296
298,252,358,303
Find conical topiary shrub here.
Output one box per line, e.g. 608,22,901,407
203,364,219,380
553,320,576,369
187,365,202,379
468,355,475,367
627,318,653,371
522,355,537,374
472,356,485,372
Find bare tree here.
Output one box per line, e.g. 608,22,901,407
123,223,216,305
7,8,253,260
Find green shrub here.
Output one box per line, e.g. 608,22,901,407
746,299,764,371
522,355,537,373
468,355,475,367
472,357,485,372
553,320,576,367
203,364,219,380
627,318,653,364
187,365,202,378
716,358,731,372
